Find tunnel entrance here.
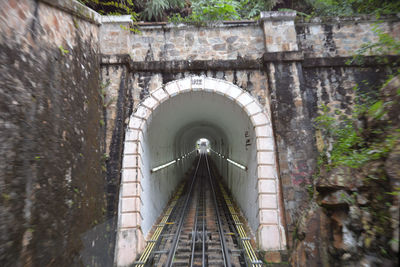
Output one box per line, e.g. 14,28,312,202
115,76,286,266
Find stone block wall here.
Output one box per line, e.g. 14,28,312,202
100,63,134,237
0,0,112,266
262,12,299,52
297,16,400,58
101,21,265,61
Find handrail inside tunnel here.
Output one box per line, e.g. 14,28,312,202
134,152,262,266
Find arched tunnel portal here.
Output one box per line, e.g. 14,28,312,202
115,76,287,265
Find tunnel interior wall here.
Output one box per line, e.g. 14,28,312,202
139,105,198,236
136,88,261,237
0,0,116,266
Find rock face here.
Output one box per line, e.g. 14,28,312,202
289,203,331,267
0,0,111,266
290,76,400,267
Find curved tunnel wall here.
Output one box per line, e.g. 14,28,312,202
115,76,286,266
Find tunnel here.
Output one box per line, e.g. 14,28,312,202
115,76,286,266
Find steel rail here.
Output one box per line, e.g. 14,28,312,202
146,189,187,267
165,154,202,267
218,181,263,267
135,183,185,267
205,154,232,267
189,178,200,267
201,177,206,267
189,169,208,267
221,196,249,267
208,160,248,267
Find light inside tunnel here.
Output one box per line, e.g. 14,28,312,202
210,148,247,170
151,149,198,172
151,159,176,173
226,158,247,170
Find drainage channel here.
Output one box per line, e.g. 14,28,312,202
135,153,261,267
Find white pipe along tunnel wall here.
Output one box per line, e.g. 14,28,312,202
115,76,287,266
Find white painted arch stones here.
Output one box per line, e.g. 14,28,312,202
115,76,287,266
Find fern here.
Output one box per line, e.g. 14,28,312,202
239,0,278,19
141,0,185,21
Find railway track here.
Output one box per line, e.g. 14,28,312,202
135,153,262,267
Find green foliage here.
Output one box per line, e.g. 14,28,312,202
306,184,314,199
170,0,242,22
58,45,69,56
389,238,399,246
102,153,109,161
238,0,278,19
315,104,368,169
315,21,400,171
386,186,400,196
2,193,11,201
81,0,277,22
339,191,357,205
82,0,400,22
195,0,241,21
140,0,184,21
315,100,399,169
278,8,311,19
306,0,400,16
169,0,278,23
101,164,107,172
78,0,138,23
73,18,80,29
349,24,400,68
80,0,184,21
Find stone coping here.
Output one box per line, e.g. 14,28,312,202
100,18,260,30
39,0,101,25
261,11,297,21
101,15,132,24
